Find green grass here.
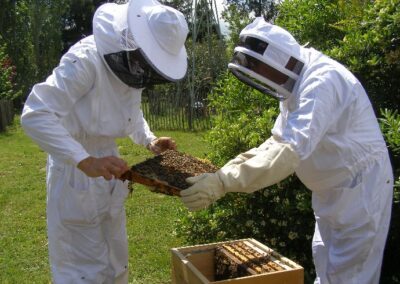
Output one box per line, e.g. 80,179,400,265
0,117,211,283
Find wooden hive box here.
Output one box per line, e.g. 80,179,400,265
171,238,303,284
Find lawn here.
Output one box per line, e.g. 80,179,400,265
0,117,211,283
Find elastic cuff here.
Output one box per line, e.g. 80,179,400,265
70,151,90,167
215,170,228,196
145,135,157,148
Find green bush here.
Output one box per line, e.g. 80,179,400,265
206,74,275,163
0,39,20,100
379,108,400,283
275,0,345,52
329,0,400,111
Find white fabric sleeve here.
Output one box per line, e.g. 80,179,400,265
21,52,95,166
128,109,157,146
224,136,277,167
217,140,300,193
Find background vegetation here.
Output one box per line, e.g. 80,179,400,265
0,0,399,283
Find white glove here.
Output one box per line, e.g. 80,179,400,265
180,173,225,211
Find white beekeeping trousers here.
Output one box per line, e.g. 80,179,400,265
46,138,130,284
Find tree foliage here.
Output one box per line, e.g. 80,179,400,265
0,1,36,103
0,38,21,100
379,108,400,283
329,0,400,111
225,0,277,19
0,1,68,104
275,0,346,51
221,4,252,54
221,0,278,54
0,0,124,104
62,0,108,53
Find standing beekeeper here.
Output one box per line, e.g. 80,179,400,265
180,17,393,283
21,0,188,282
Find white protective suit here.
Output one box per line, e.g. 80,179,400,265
182,18,393,283
275,43,393,284
19,3,174,284
268,26,393,284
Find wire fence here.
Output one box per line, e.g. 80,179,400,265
0,100,14,132
142,88,212,131
0,89,211,133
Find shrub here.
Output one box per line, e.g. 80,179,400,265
379,108,400,283
275,0,345,52
0,39,20,100
329,0,400,111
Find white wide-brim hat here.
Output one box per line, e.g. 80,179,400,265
128,0,188,80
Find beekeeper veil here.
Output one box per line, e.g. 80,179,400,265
228,17,306,101
93,0,189,88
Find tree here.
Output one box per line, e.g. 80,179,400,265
62,0,111,53
221,0,278,54
221,4,252,54
329,0,400,111
275,0,346,51
0,37,21,100
0,1,68,104
226,0,277,19
30,0,69,80
0,1,36,103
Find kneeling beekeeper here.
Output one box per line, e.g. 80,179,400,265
180,17,393,283
21,0,188,282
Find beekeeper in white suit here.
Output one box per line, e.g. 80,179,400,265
21,0,188,282
181,17,393,283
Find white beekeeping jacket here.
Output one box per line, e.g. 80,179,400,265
272,47,388,190
21,35,156,166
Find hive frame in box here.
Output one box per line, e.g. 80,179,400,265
171,238,304,284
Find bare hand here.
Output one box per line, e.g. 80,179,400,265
77,156,130,180
147,137,177,155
